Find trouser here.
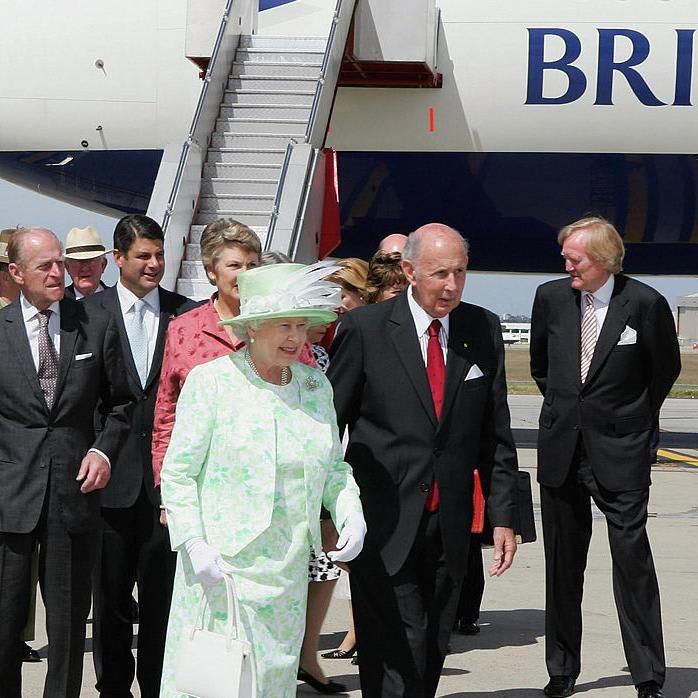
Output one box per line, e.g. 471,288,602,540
94,486,176,698
350,510,464,698
0,477,96,698
541,445,665,686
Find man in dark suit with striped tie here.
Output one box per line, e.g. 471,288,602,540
530,217,681,698
0,227,132,698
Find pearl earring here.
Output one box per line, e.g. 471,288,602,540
249,337,255,343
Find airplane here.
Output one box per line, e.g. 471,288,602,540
1,0,697,287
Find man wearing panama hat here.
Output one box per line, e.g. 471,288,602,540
0,228,20,308
64,226,110,299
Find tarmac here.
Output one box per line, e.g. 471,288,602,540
21,397,698,697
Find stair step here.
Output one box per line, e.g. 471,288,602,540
194,210,273,227
206,148,286,165
215,117,307,135
224,89,315,106
236,48,325,64
202,162,282,179
200,178,279,196
227,75,318,92
199,194,275,213
176,278,217,301
239,36,327,51
180,260,208,279
188,224,270,244
231,61,321,78
210,132,297,149
219,103,311,120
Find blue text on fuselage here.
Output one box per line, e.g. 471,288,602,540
526,28,695,106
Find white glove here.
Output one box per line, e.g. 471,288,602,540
328,512,367,563
184,537,233,586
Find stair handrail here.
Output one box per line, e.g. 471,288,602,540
305,0,357,147
267,0,356,248
161,0,255,235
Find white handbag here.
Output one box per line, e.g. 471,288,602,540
175,573,257,698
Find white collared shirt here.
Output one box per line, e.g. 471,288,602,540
20,294,61,371
581,275,615,340
116,282,160,378
406,286,449,365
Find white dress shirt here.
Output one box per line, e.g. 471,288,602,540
20,294,61,370
406,286,449,365
116,281,160,378
581,275,615,340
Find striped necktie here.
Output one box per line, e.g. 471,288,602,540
580,292,597,383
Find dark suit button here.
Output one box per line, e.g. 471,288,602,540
419,482,430,492
573,425,579,430
433,448,442,458
142,394,149,401
140,432,147,438
47,426,53,433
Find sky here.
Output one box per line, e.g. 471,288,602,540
1,179,696,316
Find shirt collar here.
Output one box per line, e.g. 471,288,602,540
588,274,615,305
406,286,450,338
20,293,60,322
117,281,160,313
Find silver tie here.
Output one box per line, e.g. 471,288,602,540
127,299,149,386
37,309,59,408
580,292,597,383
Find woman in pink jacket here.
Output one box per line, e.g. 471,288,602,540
152,219,263,484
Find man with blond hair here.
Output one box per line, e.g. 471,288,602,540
530,217,680,698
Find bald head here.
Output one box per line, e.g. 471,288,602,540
378,233,408,255
401,224,469,318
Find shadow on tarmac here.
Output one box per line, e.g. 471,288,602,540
449,609,545,654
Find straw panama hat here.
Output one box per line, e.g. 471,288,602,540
0,228,15,264
220,262,340,335
64,226,110,260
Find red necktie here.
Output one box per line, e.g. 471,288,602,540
425,319,445,511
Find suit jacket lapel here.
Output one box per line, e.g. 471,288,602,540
562,288,584,389
584,276,630,388
145,288,174,389
438,306,472,431
54,299,80,406
389,295,437,426
101,287,143,390
3,302,46,408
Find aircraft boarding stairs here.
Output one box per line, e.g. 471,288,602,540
176,35,327,300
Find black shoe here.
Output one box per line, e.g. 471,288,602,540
320,645,356,659
297,668,346,694
544,675,575,697
21,643,41,663
454,619,480,635
636,681,665,698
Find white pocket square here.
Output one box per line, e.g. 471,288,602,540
75,352,93,361
465,364,484,381
617,326,637,346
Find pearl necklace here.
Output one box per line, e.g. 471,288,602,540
245,349,290,386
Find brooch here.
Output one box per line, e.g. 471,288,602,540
304,375,320,391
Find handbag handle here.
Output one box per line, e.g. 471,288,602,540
194,573,245,648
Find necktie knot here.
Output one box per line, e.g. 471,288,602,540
38,309,51,326
428,319,441,338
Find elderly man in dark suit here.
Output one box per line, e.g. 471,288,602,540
0,227,131,698
328,223,519,698
86,215,191,698
63,226,110,299
530,217,681,698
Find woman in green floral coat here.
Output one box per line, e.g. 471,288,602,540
159,263,366,698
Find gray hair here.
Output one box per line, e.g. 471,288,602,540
8,227,61,267
261,250,291,265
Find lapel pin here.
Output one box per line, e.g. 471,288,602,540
463,342,468,349
304,375,319,391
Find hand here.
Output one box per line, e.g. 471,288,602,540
184,538,233,586
328,512,367,564
159,509,167,527
489,526,517,577
76,452,111,493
